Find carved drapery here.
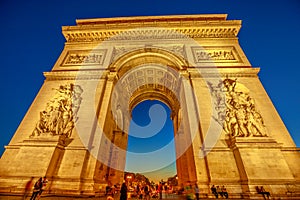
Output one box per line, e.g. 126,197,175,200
31,83,83,138
208,78,267,137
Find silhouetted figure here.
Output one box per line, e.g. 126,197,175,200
194,184,200,200
158,183,163,199
106,185,112,196
37,176,48,200
221,186,228,199
144,185,150,200
210,185,218,198
256,186,270,200
30,177,42,200
120,183,127,200
217,186,222,198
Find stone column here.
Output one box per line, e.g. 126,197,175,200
93,71,117,187
177,71,197,183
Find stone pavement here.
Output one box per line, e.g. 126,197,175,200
0,194,187,200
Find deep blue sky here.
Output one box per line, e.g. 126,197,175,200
125,100,177,181
0,0,299,158
127,100,174,154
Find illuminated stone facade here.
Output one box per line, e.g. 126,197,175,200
0,14,299,199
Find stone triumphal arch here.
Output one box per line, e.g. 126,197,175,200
0,14,299,199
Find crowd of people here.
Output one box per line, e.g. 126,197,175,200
23,177,274,200
104,181,232,200
22,176,234,200
105,182,162,200
22,177,274,200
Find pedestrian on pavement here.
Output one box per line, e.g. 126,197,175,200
30,177,42,200
158,182,163,199
210,185,218,198
144,184,150,200
194,184,200,200
37,176,48,200
221,185,228,199
120,182,127,200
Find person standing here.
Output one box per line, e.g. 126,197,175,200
210,185,218,198
37,176,48,200
144,184,150,200
216,185,222,198
194,184,200,200
30,177,42,200
158,183,163,199
120,183,127,200
221,186,228,199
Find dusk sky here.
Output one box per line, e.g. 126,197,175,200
0,0,299,181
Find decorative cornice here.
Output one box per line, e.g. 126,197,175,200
44,67,259,80
76,14,229,25
63,28,240,43
62,15,241,43
188,67,260,78
43,70,108,80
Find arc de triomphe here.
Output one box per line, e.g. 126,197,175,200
0,14,299,199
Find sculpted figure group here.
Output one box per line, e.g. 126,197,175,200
208,78,267,137
31,83,83,138
196,50,235,61
66,53,102,65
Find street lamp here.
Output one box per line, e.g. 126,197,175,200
126,175,132,185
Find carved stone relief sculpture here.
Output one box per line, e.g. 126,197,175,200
195,50,235,61
191,46,240,63
31,84,83,138
61,50,107,66
65,53,103,65
208,78,267,137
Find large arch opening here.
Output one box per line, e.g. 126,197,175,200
125,99,177,183
99,47,201,188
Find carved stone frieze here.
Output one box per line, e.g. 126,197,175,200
208,78,267,137
31,84,83,138
61,50,107,66
192,46,240,63
63,28,239,43
188,68,260,78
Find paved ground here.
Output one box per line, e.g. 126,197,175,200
0,194,187,200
